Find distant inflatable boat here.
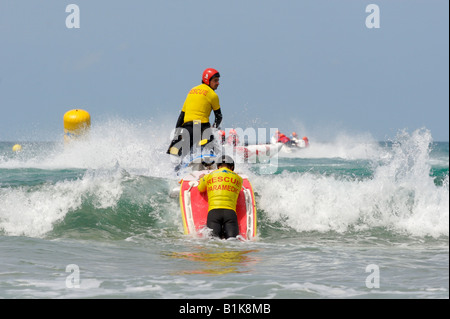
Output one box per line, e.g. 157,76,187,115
227,143,282,163
270,136,309,153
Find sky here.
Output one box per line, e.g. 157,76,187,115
0,0,448,142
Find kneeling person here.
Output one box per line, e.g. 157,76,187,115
197,155,243,239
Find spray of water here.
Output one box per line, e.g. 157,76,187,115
0,120,448,239
253,128,448,238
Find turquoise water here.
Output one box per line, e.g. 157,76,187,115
0,126,448,300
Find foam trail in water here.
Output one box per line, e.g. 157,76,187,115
280,131,387,160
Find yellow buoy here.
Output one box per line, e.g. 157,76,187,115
12,144,22,152
63,109,91,143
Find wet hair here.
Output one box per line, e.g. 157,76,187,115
216,155,234,171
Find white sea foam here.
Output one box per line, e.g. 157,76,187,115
253,128,449,238
0,167,125,237
279,131,388,160
0,117,176,178
0,121,448,239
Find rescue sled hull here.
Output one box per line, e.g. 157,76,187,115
179,171,257,240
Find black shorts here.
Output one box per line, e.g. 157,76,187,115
207,208,239,239
181,122,214,155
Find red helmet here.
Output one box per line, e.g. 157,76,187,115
202,68,220,86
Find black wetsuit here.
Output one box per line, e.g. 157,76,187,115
207,208,239,239
167,109,222,158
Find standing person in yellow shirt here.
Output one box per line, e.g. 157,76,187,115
197,155,243,239
167,68,223,158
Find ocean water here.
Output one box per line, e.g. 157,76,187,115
0,122,448,301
